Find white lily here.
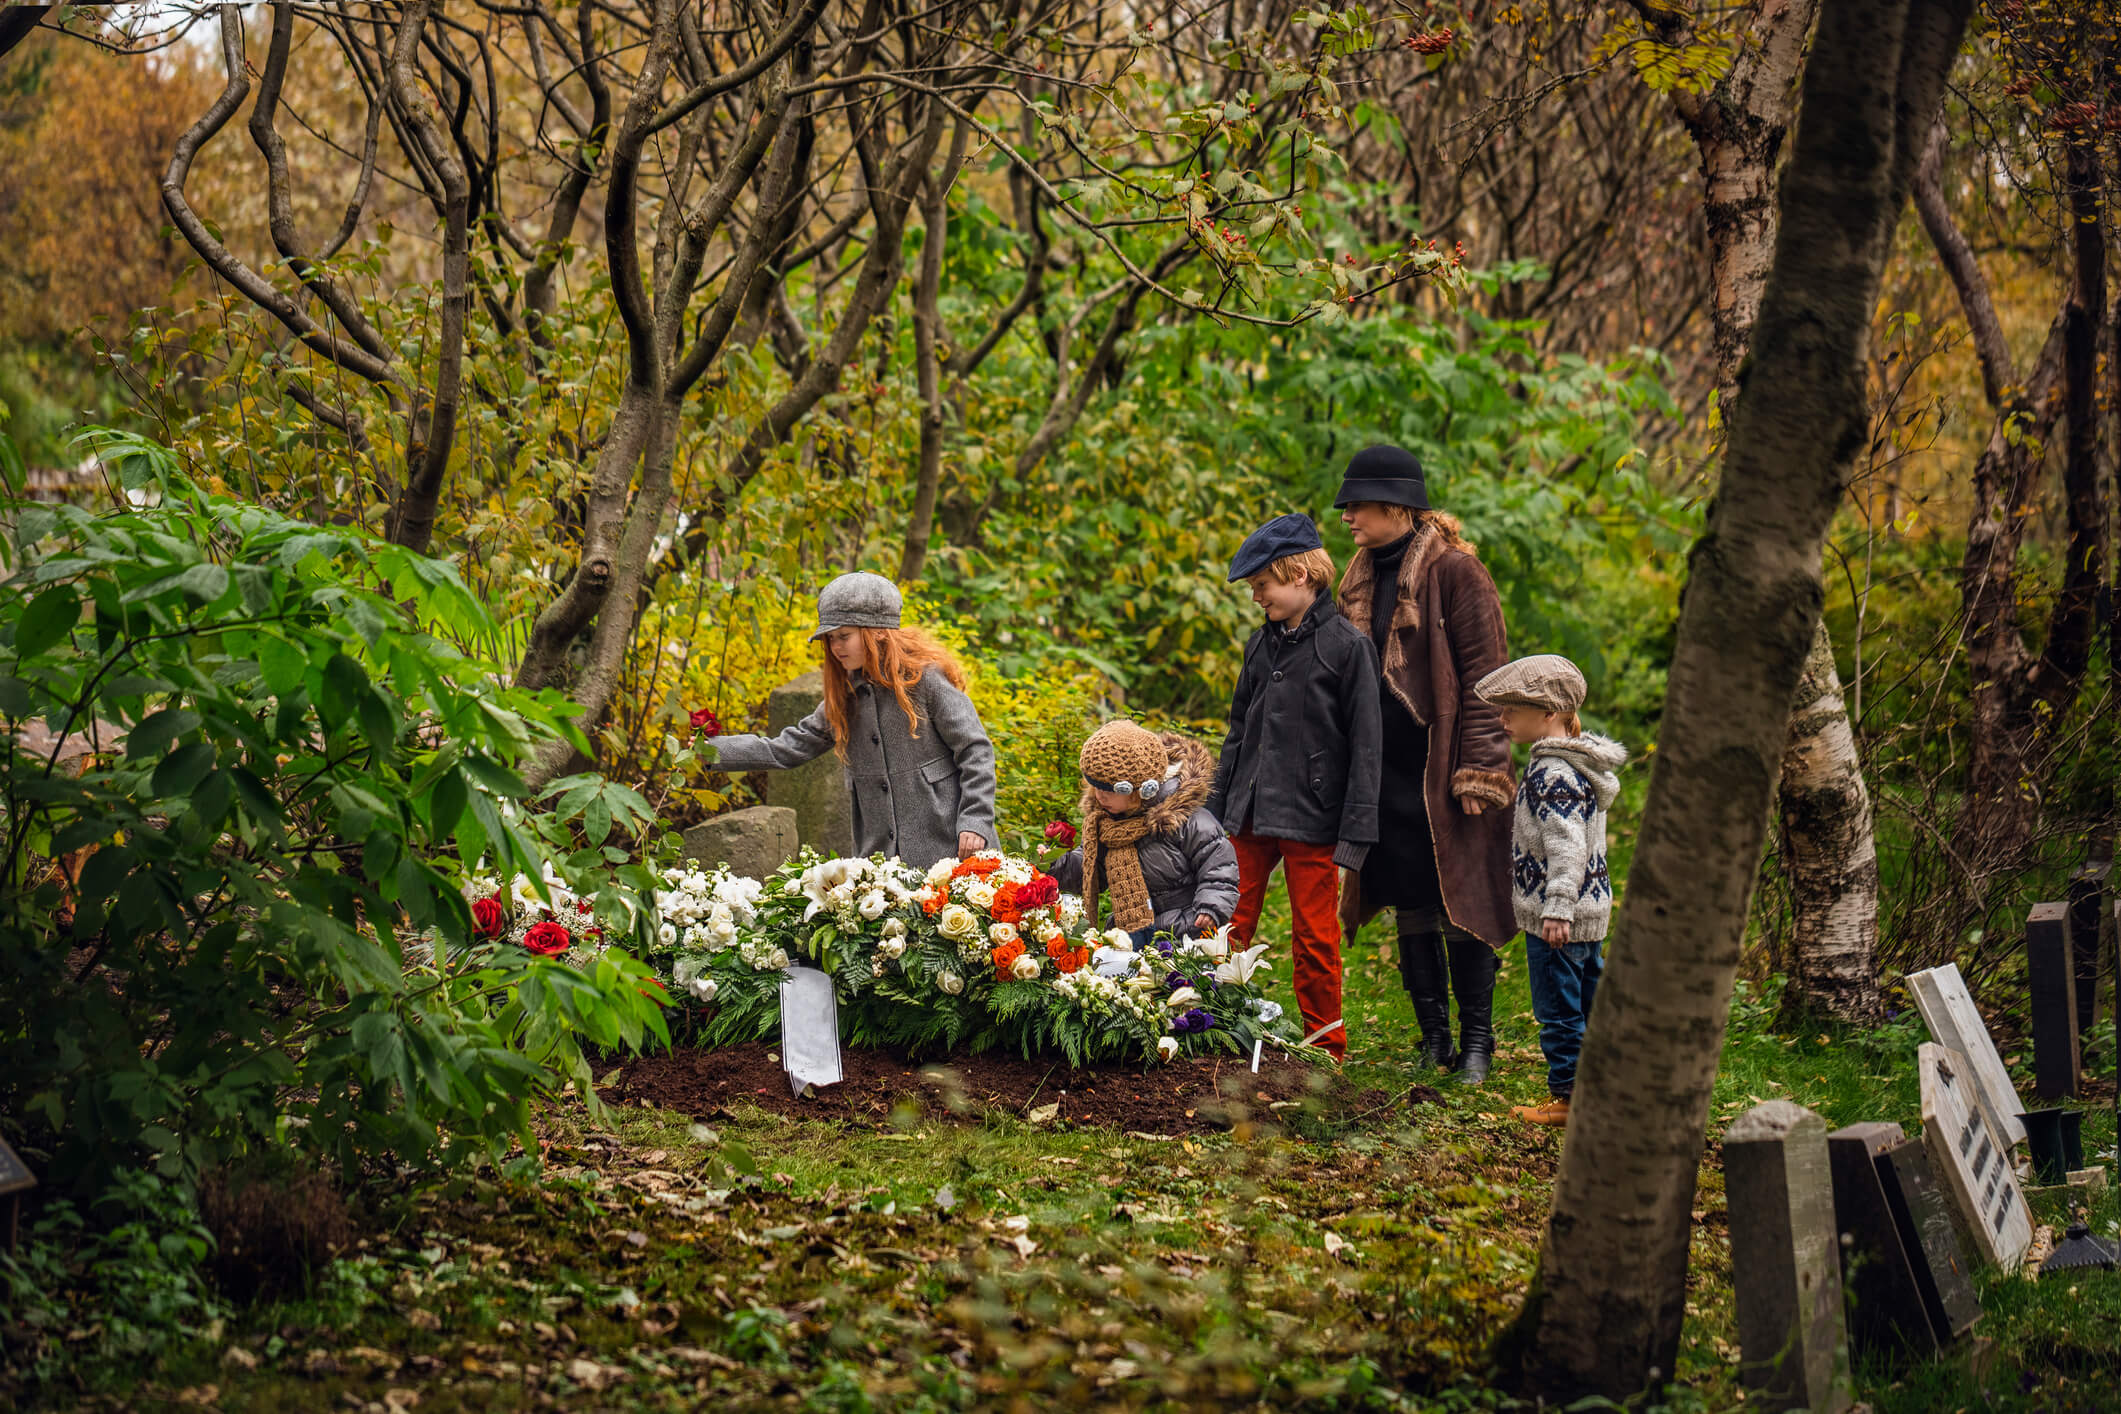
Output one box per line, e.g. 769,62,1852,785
1166,986,1201,1009
1156,1036,1179,1061
1213,944,1271,986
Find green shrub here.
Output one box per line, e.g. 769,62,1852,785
0,429,669,1196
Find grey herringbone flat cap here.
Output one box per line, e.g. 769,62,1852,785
808,571,904,640
1474,654,1587,712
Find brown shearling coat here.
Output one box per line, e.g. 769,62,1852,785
1336,525,1517,946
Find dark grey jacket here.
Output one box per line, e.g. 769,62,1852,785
710,665,996,869
1051,735,1240,933
1206,588,1383,869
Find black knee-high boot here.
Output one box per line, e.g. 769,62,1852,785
1396,922,1457,1070
1446,935,1499,1085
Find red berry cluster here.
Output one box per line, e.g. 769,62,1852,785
1403,28,1453,54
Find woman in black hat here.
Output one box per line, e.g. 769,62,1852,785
1332,445,1517,1083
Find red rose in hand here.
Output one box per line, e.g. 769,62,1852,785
1044,820,1077,848
689,707,722,736
471,896,507,939
522,921,572,956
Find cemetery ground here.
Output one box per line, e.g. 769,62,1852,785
15,901,2116,1414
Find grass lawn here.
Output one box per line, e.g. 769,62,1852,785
19,896,2119,1412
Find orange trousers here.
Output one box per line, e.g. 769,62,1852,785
1228,833,1345,1060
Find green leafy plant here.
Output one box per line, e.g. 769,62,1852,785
0,428,669,1194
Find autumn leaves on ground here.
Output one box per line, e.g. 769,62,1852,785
33,951,2114,1414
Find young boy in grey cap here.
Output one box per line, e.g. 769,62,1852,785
1472,653,1628,1127
1206,514,1382,1061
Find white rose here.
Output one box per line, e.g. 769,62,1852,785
858,890,888,920
880,936,906,959
690,976,718,1002
1102,928,1134,951
1156,1036,1179,1061
937,904,979,941
936,970,965,995
1167,987,1201,1009
658,922,678,945
767,948,789,970
962,881,996,910
1010,954,1041,981
988,922,1020,947
880,917,907,940
926,856,958,885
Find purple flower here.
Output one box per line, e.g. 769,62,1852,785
1156,939,1175,956
1183,1007,1215,1032
1165,971,1186,991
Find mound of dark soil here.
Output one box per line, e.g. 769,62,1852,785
606,1042,1404,1136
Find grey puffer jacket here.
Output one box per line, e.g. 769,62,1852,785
1052,734,1240,934
710,665,996,870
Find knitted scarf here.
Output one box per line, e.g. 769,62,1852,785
1081,806,1156,931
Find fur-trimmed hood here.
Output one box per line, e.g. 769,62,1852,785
1078,731,1216,836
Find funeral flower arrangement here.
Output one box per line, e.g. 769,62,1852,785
639,848,1302,1066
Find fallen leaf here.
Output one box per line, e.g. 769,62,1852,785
383,1390,421,1412
404,1307,440,1332
222,1346,259,1370
1027,1102,1060,1125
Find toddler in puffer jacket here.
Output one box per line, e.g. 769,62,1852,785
1051,721,1238,940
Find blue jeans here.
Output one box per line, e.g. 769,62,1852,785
1525,935,1602,1098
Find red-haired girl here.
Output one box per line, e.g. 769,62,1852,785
710,573,996,870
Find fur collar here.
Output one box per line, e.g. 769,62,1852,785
1077,731,1215,835
1336,523,1450,724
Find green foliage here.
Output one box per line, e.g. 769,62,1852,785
0,428,669,1195
0,1169,230,1388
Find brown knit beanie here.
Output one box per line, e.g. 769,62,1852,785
1079,720,1169,798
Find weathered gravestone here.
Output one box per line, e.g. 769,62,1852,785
1827,1122,1940,1362
2026,902,2080,1100
2065,857,2108,1044
766,672,854,859
1909,964,2026,1146
1918,1043,2032,1271
682,805,799,881
1873,1136,1982,1344
1725,1101,1850,1413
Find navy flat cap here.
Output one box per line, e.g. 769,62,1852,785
1228,513,1324,581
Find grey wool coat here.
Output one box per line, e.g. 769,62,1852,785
1051,735,1241,934
710,665,997,870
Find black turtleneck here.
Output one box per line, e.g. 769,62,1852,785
1366,528,1416,653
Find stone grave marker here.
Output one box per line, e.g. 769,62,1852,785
1827,1121,1938,1361
1918,1042,2032,1271
766,672,854,859
2065,856,2107,1044
1908,963,2026,1146
1724,1100,1850,1413
2026,902,2079,1099
1873,1136,1981,1344
683,805,799,881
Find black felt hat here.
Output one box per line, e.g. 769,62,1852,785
1228,513,1325,582
1332,444,1429,510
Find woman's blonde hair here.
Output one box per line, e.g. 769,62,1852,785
1353,502,1478,556
820,626,969,760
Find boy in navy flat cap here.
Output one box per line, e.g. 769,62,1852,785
1206,514,1383,1060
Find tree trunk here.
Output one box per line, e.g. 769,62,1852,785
1498,0,1970,1399
1776,619,1885,1023
1666,0,1885,1021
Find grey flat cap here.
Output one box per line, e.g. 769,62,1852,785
1474,654,1587,712
809,571,903,641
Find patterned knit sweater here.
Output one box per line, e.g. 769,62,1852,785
1510,734,1628,941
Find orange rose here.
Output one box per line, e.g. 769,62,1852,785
1045,934,1069,959
1054,948,1088,974
990,938,1026,977
921,889,945,916
952,856,1000,879
990,882,1024,924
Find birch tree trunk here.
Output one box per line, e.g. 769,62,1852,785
1655,0,1887,1018
1777,619,1885,1022
1498,0,1971,1398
